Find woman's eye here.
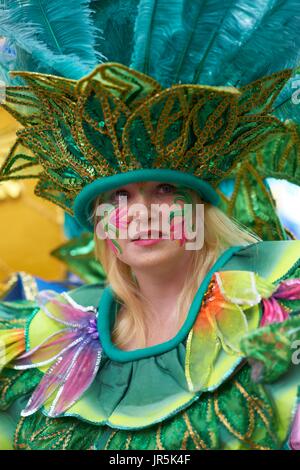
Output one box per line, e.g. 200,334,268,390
111,189,130,201
157,183,176,194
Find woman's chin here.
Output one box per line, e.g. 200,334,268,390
119,240,186,268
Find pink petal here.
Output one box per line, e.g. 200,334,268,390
13,329,82,369
108,207,119,226
260,297,289,326
37,290,95,326
49,340,102,416
274,278,300,300
21,341,82,416
289,403,300,450
51,300,95,325
109,206,128,230
109,210,117,226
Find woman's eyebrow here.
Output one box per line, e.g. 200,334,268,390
104,187,129,199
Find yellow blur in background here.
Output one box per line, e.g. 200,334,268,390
0,108,66,282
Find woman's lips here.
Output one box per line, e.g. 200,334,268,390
131,230,164,243
132,239,163,246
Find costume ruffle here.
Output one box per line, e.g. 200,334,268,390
0,241,299,447
0,240,299,436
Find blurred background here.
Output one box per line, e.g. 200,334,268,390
0,107,66,282
266,178,300,240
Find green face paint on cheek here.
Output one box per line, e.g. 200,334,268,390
169,185,194,245
173,185,193,205
106,238,123,255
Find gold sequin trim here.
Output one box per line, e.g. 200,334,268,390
104,429,118,450
155,423,165,450
182,411,208,449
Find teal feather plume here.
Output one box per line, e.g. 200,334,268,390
130,0,300,90
91,0,139,66
1,0,300,91
0,1,299,124
169,0,233,85
188,0,280,85
210,0,300,87
0,37,17,83
130,0,183,78
0,0,103,82
272,69,300,124
131,0,235,85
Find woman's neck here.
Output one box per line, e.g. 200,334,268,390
132,254,194,329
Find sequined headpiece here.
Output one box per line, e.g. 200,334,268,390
0,1,299,234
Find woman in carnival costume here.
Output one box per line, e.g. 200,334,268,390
0,0,300,450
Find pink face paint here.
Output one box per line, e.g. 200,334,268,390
99,204,129,256
170,215,187,247
105,237,122,255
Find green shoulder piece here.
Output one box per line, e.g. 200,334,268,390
0,368,42,411
238,240,300,383
67,282,105,307
0,298,42,410
221,240,300,283
0,319,37,447
0,299,37,329
240,315,300,383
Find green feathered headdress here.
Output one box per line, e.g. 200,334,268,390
0,1,300,236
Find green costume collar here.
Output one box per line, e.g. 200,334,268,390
97,244,241,362
24,240,300,429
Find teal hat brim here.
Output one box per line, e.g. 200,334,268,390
73,169,220,232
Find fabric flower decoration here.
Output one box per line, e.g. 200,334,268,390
238,276,300,451
11,290,102,417
185,271,300,392
241,277,300,384
260,278,300,326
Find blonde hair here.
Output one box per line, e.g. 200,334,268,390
92,190,262,349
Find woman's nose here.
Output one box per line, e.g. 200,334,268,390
127,192,153,222
130,190,153,208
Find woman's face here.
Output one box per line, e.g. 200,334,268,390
94,181,199,270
